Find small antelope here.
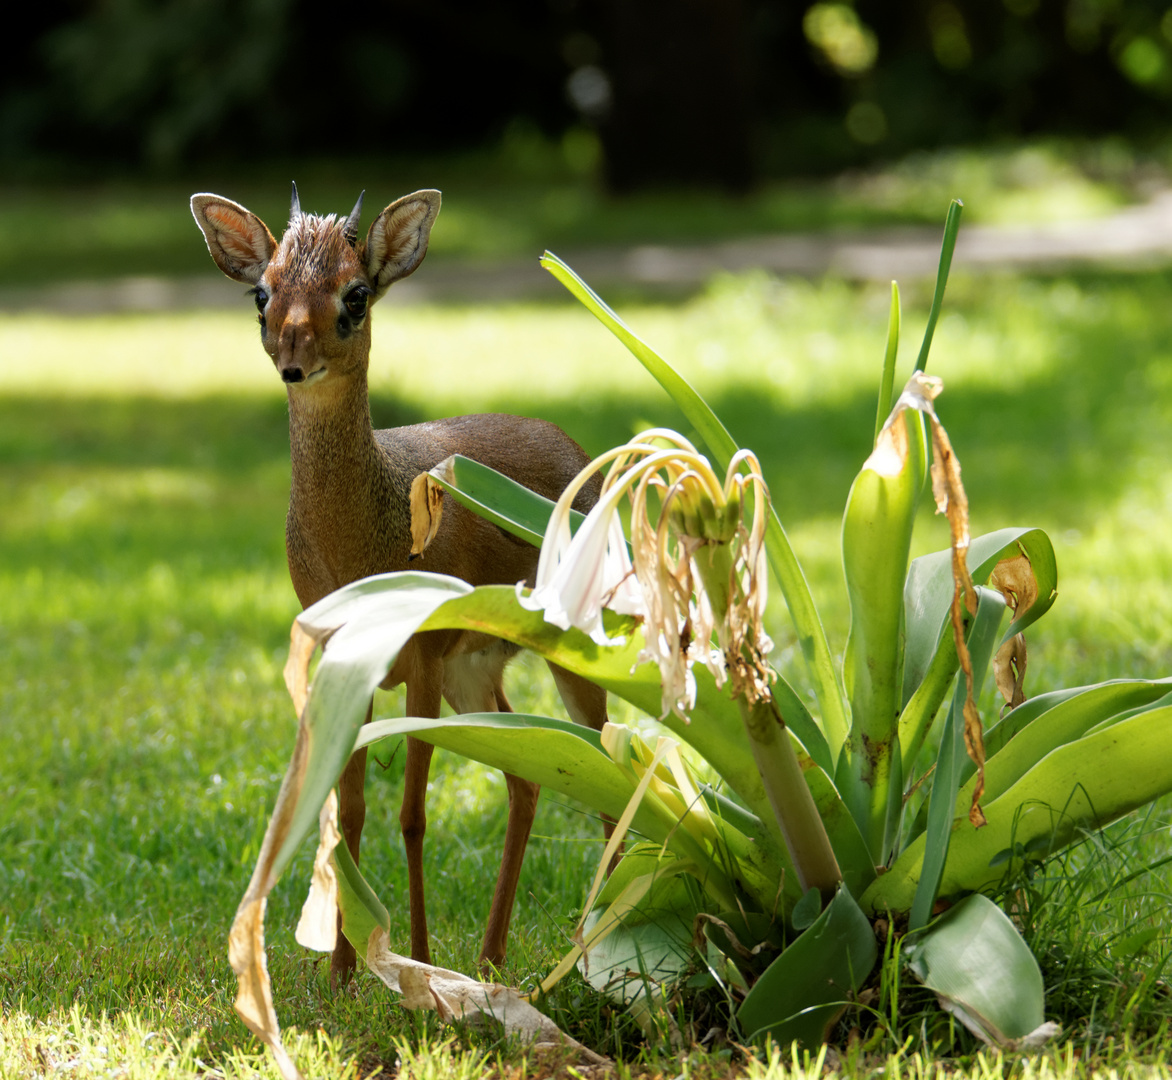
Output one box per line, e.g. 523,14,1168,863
191,185,608,981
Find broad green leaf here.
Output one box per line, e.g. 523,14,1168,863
959,677,1172,808
838,406,928,859
359,710,759,912
737,886,878,1048
579,908,697,1007
411,583,842,893
902,528,1057,708
592,842,698,918
424,453,587,548
907,893,1051,1048
333,832,390,958
541,251,850,759
273,573,474,882
982,678,1172,761
908,587,1007,931
357,711,632,820
867,704,1172,912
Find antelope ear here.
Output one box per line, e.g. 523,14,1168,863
190,193,277,285
364,190,441,298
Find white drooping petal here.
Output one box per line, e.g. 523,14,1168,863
518,481,645,645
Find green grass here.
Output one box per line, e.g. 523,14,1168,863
0,136,1152,288
4,261,1172,1077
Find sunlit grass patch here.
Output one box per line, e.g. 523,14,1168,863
4,265,1172,1073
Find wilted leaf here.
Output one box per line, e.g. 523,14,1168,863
294,790,340,953
988,553,1034,711
408,472,444,557
989,553,1038,617
993,634,1028,713
921,383,986,828
364,927,608,1064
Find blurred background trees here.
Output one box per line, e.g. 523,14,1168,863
3,0,1171,188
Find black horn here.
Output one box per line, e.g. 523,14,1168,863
290,181,301,220
343,190,365,246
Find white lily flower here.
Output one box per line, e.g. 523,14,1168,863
520,429,775,717
518,472,644,645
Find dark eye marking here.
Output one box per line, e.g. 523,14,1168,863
343,284,371,321
248,286,269,334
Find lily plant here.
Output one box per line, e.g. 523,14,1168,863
230,204,1172,1077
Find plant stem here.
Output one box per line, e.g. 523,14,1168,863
692,542,843,902
739,696,843,902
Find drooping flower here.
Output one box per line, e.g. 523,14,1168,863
517,473,644,645
519,429,775,719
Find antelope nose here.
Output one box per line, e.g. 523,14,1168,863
281,367,304,384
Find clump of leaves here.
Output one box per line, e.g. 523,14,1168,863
229,204,1172,1077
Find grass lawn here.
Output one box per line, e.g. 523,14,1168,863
3,254,1172,1076
0,136,1150,289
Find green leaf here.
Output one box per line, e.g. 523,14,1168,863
868,704,1172,912
914,199,963,375
959,677,1172,808
906,893,1050,1048
359,709,755,912
357,711,633,821
410,583,836,899
579,908,697,1007
791,886,822,931
874,281,901,444
425,453,589,548
908,586,1007,931
541,251,850,760
273,572,474,881
982,678,1172,762
592,842,698,919
737,886,878,1048
902,528,1058,708
838,406,928,859
333,832,390,958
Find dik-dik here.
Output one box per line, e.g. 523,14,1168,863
191,185,607,981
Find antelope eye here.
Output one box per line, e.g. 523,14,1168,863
343,286,370,320
251,287,268,314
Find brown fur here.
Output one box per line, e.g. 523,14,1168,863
191,187,608,979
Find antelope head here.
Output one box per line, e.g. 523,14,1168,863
191,184,441,388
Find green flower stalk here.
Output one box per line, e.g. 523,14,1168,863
521,429,842,900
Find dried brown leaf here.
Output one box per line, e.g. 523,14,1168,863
993,633,1028,713
294,790,340,952
927,410,986,828
365,928,610,1065
989,553,1038,619
408,472,444,558
283,622,317,719
228,717,313,1080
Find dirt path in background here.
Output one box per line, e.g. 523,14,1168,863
7,191,1172,315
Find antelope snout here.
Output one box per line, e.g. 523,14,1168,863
276,314,321,385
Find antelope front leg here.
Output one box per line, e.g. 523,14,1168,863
331,704,371,989
401,648,444,965
479,771,540,974
400,735,436,965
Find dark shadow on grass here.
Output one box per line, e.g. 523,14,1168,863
2,303,1166,578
